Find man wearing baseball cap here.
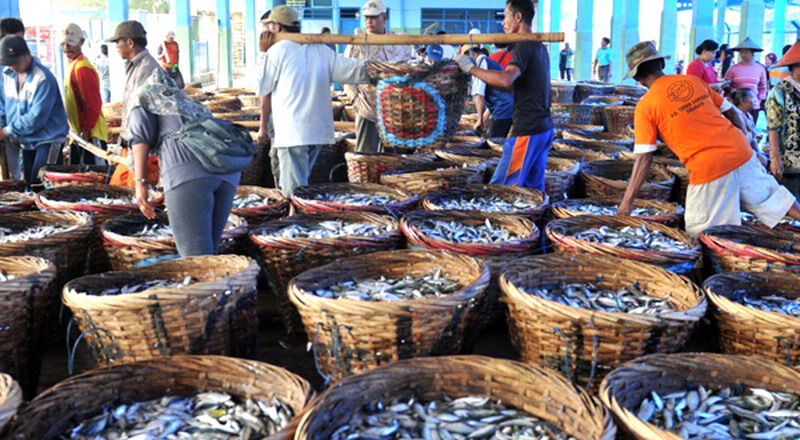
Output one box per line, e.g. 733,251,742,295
617,41,800,236
255,6,369,196
61,23,108,165
157,30,183,89
0,35,68,188
343,0,411,154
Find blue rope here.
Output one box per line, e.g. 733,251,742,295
134,254,180,268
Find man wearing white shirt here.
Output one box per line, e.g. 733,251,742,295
256,6,369,196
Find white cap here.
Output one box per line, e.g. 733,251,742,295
361,0,387,16
61,23,84,47
468,28,481,35
166,31,176,38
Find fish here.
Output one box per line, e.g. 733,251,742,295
232,193,276,209
0,225,79,244
430,196,539,213
311,270,461,301
741,212,800,229
76,196,138,205
737,295,800,318
573,225,689,252
331,394,577,440
262,221,395,239
89,276,194,296
635,386,800,440
131,224,174,239
567,203,664,217
417,219,524,244
60,392,294,440
525,281,675,314
311,193,399,207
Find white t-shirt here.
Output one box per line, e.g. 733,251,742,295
441,44,456,60
470,54,489,97
256,40,368,148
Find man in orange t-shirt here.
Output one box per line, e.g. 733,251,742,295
618,41,800,236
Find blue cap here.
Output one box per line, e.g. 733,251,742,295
426,44,443,61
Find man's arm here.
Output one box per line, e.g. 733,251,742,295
617,152,654,215
473,94,486,131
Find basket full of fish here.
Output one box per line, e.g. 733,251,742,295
546,216,701,277
291,183,418,215
741,212,800,234
63,255,260,367
38,164,113,188
580,160,675,201
101,213,249,270
550,145,616,164
562,128,633,147
501,254,706,391
345,151,437,184
380,161,484,195
295,355,616,440
250,212,403,333
600,353,800,440
433,146,501,167
231,185,289,223
288,250,489,381
552,138,627,157
0,191,34,214
421,184,549,219
551,198,685,225
705,271,800,368
545,156,582,202
0,257,56,398
5,355,314,440
34,184,161,220
699,225,800,273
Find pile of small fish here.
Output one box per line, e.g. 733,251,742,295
77,195,137,205
131,224,174,239
432,196,539,213
331,395,576,440
735,294,800,318
310,269,461,301
62,392,294,440
88,276,194,296
636,386,800,440
417,219,524,244
0,270,16,282
268,221,393,239
574,225,689,252
741,212,800,229
0,225,78,244
567,203,664,217
232,193,274,209
526,281,674,314
311,193,399,207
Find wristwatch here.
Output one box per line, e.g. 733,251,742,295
134,177,148,184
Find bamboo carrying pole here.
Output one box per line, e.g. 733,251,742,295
273,32,565,45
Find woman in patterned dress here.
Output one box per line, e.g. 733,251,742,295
766,41,800,198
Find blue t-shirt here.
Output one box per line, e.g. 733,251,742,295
596,47,612,66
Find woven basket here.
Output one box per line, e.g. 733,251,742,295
551,198,684,224
380,162,484,195
502,254,706,390
295,355,616,440
289,250,490,380
0,257,57,398
599,353,800,440
582,95,625,106
562,129,633,146
239,94,261,108
581,160,675,201
551,147,614,163
421,184,549,218
551,81,577,104
614,84,647,98
212,109,260,121
603,105,636,134
705,271,800,367
574,82,615,103
5,355,313,440
546,216,702,275
367,61,468,150
309,142,347,185
546,156,581,202
0,180,24,193
448,135,486,148
345,151,437,184
554,123,604,139
292,183,417,215
38,165,112,188
216,87,254,96
552,104,596,125
232,185,289,223
552,139,626,157
0,373,21,431
101,213,249,271
205,96,242,113
0,192,34,214
250,212,403,333
699,225,800,273
434,146,500,167
63,255,259,367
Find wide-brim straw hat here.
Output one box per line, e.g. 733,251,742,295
624,41,671,79
776,41,800,68
731,37,763,52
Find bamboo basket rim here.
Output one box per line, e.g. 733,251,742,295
547,156,581,175
551,198,685,223
232,185,289,216
0,211,93,248
705,271,800,328
249,211,401,248
291,183,418,213
420,184,549,217
101,213,248,251
35,184,162,214
581,160,675,188
699,225,800,266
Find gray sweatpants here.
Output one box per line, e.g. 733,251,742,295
3,140,21,180
164,177,236,257
275,145,322,197
355,115,382,153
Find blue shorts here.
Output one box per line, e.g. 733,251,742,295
489,129,554,191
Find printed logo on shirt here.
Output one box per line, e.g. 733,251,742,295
666,79,694,102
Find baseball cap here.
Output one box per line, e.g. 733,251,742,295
61,23,84,47
262,6,300,27
105,20,146,43
0,35,30,66
426,44,443,61
362,0,387,16
166,31,175,38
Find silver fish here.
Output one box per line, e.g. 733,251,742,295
311,193,399,207
636,386,800,440
741,212,800,229
311,270,460,301
737,295,800,318
131,224,174,239
526,280,675,314
568,203,663,217
0,225,78,244
331,395,577,440
233,193,275,209
417,219,524,244
431,196,539,213
0,270,16,282
76,196,137,205
91,276,194,296
263,221,394,239
61,392,294,440
574,225,689,252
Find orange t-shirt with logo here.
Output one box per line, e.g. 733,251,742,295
634,75,752,185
